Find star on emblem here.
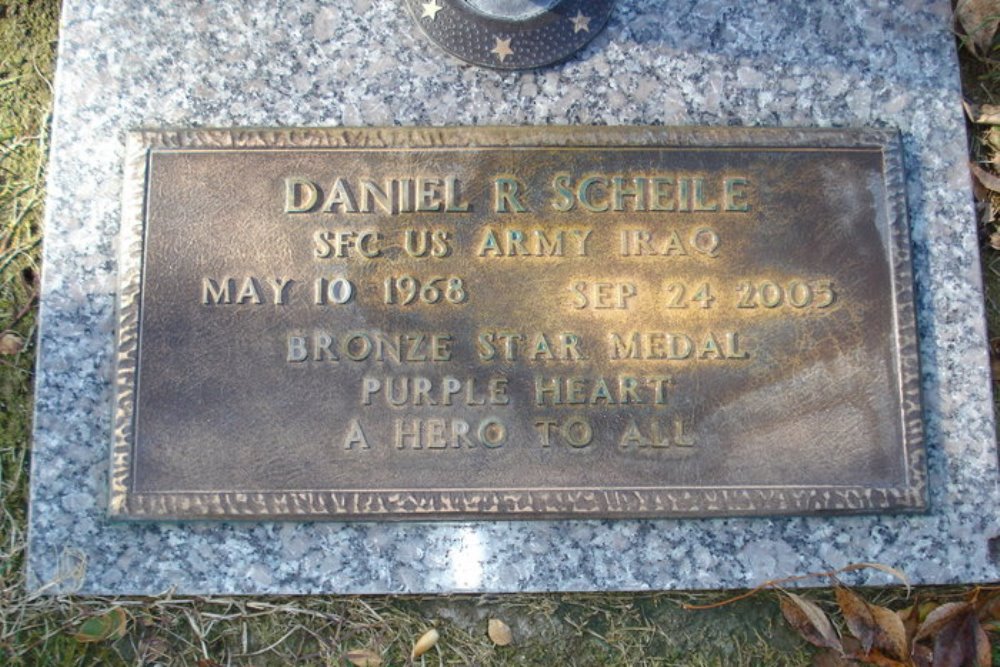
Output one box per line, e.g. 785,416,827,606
421,0,443,20
570,11,591,33
491,37,514,63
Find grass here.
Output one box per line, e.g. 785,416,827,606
1,0,999,665
1,591,820,665
0,0,56,660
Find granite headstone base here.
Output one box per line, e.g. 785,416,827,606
28,0,1000,594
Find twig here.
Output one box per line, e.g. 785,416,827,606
682,562,910,610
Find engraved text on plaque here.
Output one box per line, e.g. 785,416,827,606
111,127,926,519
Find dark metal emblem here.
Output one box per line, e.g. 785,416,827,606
110,126,926,521
406,0,615,69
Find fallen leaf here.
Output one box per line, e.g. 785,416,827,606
411,628,439,660
0,332,23,355
934,610,984,667
345,648,383,667
977,104,1000,124
972,170,991,201
915,603,991,667
897,601,920,646
956,0,1000,54
911,643,933,667
487,618,513,646
917,601,940,623
914,602,972,642
868,603,909,661
196,660,222,667
932,616,966,667
836,586,876,653
965,100,1000,124
72,607,129,643
830,589,909,664
989,232,1000,250
972,615,992,667
842,636,863,655
974,588,1000,621
970,161,1000,193
780,592,842,651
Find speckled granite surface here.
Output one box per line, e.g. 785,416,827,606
28,0,1000,594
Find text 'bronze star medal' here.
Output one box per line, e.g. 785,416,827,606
406,0,615,69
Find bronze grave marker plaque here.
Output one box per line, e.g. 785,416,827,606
111,126,925,520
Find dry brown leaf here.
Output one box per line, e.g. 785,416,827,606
868,604,909,661
927,606,992,667
897,602,920,647
914,602,972,642
932,615,966,667
932,614,967,667
842,636,863,655
970,161,1000,193
836,586,876,653
345,649,382,667
0,332,23,355
911,643,933,667
832,588,909,663
965,100,1000,124
956,0,1000,54
780,593,842,651
410,628,439,660
972,171,991,201
974,588,1000,621
989,126,1000,153
972,615,992,667
977,103,1000,124
487,618,513,646
917,601,940,623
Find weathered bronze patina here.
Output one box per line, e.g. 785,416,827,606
111,126,926,520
